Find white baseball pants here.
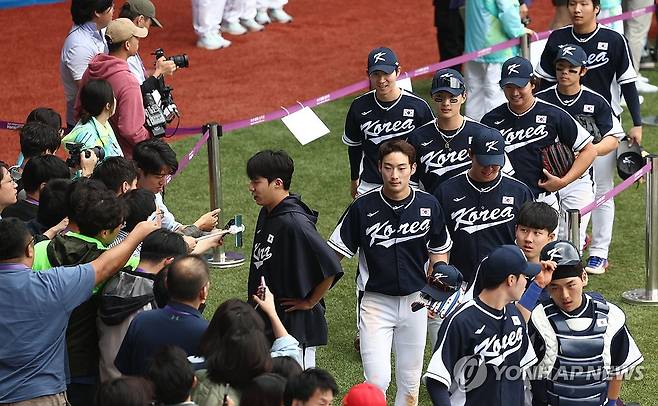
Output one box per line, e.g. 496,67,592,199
191,0,226,37
464,61,507,122
590,151,617,259
223,0,257,23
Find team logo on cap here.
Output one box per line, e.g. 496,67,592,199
507,63,521,75
485,140,499,152
561,45,576,56
440,72,453,78
545,246,562,262
373,52,387,63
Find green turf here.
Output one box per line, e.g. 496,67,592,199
164,75,658,404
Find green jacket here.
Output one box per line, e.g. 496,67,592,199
191,370,242,406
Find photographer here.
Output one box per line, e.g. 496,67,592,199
76,18,151,159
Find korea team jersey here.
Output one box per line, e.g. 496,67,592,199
328,187,452,296
481,99,592,196
343,89,434,185
434,172,534,283
535,25,636,116
408,117,498,193
424,298,537,406
535,85,623,144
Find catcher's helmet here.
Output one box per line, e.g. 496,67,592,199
616,140,644,180
540,240,581,266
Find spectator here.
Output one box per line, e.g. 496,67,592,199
115,255,210,376
146,346,199,406
272,356,303,381
623,0,657,92
433,0,464,70
283,368,339,406
108,188,157,252
19,121,61,163
133,138,220,236
27,178,72,242
61,0,114,128
76,18,150,158
92,156,140,195
0,162,18,220
64,79,124,162
0,217,157,404
15,108,64,167
342,383,386,406
94,376,155,406
98,228,188,381
31,179,136,405
240,373,287,406
2,155,70,222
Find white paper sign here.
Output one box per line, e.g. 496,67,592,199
281,106,330,145
397,77,413,92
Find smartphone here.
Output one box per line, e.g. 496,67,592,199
257,276,266,301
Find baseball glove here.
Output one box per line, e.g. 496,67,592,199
541,142,575,178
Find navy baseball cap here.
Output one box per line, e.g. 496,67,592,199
430,68,466,96
421,263,464,302
471,127,506,167
367,47,400,75
500,56,534,88
554,44,587,67
481,245,541,285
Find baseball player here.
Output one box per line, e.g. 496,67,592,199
535,0,642,274
344,47,434,198
481,56,596,215
328,140,452,406
536,44,624,247
424,245,542,406
528,240,644,406
408,68,513,194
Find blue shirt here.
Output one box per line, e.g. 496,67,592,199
0,262,95,403
115,301,208,376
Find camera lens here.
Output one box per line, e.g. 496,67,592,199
170,54,189,68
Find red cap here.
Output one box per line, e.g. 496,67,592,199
342,383,386,406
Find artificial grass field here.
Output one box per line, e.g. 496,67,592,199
164,76,658,404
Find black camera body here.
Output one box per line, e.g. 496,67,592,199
153,48,189,69
65,142,105,168
143,49,187,138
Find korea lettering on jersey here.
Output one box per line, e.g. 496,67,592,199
482,99,592,196
342,89,434,185
535,25,637,115
328,188,452,296
434,173,534,283
424,300,537,406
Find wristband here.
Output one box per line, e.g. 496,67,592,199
518,281,543,311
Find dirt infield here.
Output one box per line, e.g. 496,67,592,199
1,0,556,162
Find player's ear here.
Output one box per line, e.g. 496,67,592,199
548,231,556,241
580,270,589,287
410,162,416,175
580,67,588,77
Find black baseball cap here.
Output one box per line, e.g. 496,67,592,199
554,44,587,67
540,240,584,280
481,245,540,285
471,127,506,167
430,68,466,96
367,47,400,75
421,263,464,302
499,56,534,88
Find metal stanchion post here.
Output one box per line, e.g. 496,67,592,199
622,155,658,305
521,34,530,60
205,122,245,268
566,209,581,250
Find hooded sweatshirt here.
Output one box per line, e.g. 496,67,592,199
75,53,150,158
247,194,343,347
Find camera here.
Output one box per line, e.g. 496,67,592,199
153,48,189,69
143,48,187,137
65,142,105,168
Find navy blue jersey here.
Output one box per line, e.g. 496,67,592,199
425,298,537,406
481,99,592,196
343,89,434,185
535,85,623,144
408,117,496,192
434,172,534,283
328,187,452,296
536,25,636,116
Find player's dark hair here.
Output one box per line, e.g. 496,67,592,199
21,155,70,194
246,150,294,190
140,229,188,262
241,373,287,406
19,122,61,159
37,179,73,229
26,107,62,131
133,138,179,175
70,0,113,25
67,179,125,237
119,189,156,232
79,79,115,124
94,376,154,406
516,202,559,232
272,356,303,381
92,156,139,194
145,345,194,404
0,218,32,261
378,139,416,164
0,161,9,184
166,255,209,302
283,368,339,406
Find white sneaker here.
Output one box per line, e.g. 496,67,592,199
196,33,231,50
636,79,658,93
255,9,271,25
240,18,264,32
268,7,293,23
221,20,247,35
